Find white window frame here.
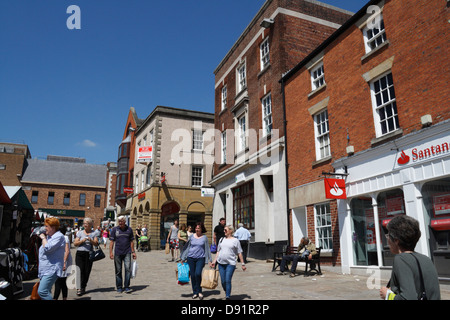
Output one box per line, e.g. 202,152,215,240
315,202,333,252
370,72,399,137
221,130,227,164
311,62,325,91
191,166,203,187
221,85,227,111
193,129,203,151
237,114,247,153
146,164,152,186
261,93,273,136
237,63,246,93
141,170,145,191
135,173,139,193
260,37,270,70
363,14,387,53
314,109,331,160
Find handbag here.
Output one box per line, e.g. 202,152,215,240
89,246,105,262
30,281,40,300
210,244,217,254
201,267,219,290
177,262,190,285
165,242,170,254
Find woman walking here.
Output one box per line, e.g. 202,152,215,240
53,224,73,300
74,218,99,296
380,215,440,300
180,222,212,300
37,217,66,300
211,225,246,300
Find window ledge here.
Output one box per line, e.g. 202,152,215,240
312,155,332,167
308,84,327,99
257,63,271,78
371,128,403,146
361,40,390,62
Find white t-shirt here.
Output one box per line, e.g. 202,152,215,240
216,237,243,266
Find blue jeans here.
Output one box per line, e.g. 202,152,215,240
187,257,205,295
114,253,132,290
218,263,236,298
38,272,59,300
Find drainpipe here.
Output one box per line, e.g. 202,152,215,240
280,78,292,247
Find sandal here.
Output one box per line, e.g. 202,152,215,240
76,289,82,296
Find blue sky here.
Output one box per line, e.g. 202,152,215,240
0,0,368,165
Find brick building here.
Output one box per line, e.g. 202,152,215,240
210,0,352,259
281,0,450,279
21,156,108,228
0,143,31,186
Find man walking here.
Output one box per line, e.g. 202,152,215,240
213,217,226,246
110,216,136,293
234,223,251,263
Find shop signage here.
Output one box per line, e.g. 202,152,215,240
138,192,145,200
397,141,449,166
201,187,215,197
324,178,347,199
235,173,246,184
137,146,153,163
124,187,133,193
430,218,450,231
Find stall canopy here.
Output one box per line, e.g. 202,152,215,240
0,181,11,204
4,186,34,210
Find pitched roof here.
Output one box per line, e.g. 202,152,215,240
21,158,107,188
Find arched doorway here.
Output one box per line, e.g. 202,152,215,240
160,201,180,248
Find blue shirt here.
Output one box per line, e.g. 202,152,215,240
38,231,66,278
234,227,251,241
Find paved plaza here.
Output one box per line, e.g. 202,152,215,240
17,247,450,302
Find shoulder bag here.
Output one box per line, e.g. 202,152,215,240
411,253,427,300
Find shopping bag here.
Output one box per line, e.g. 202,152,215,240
30,281,41,300
131,261,138,279
200,268,219,289
177,262,190,285
89,246,105,262
165,243,170,254
210,244,217,253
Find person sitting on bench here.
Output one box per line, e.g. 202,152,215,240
277,237,317,277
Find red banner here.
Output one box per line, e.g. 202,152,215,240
324,178,347,199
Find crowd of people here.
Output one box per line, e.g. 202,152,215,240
34,215,441,300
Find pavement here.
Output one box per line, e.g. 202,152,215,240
17,246,450,301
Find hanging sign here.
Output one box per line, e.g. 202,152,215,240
324,178,347,199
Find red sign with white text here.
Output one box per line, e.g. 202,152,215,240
324,178,347,199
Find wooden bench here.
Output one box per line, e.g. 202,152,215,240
272,246,322,277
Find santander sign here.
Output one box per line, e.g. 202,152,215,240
397,141,449,165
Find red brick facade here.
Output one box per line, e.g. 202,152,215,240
213,0,352,176
283,0,450,265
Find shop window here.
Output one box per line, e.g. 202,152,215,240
232,180,254,229
350,197,377,266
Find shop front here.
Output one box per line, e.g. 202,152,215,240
334,121,450,279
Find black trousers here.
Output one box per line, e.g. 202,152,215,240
75,251,93,290
239,240,249,263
